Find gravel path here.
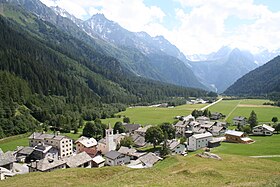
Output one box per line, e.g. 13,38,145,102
200,98,223,111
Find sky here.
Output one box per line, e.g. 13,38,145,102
40,0,280,55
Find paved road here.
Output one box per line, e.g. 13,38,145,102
200,98,223,111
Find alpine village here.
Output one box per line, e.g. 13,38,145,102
1,0,280,186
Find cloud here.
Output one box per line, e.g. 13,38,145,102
40,0,166,33
169,0,280,54
39,0,280,55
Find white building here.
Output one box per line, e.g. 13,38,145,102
187,132,213,151
29,132,73,158
98,128,117,154
252,124,275,136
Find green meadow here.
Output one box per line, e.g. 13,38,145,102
102,103,207,125
212,134,280,162
209,99,280,123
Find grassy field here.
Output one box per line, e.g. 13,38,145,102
2,154,280,187
0,134,29,152
212,134,280,161
101,103,207,125
209,99,280,123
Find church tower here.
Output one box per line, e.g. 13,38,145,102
105,126,116,153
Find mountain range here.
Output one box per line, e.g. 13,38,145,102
5,0,205,90
9,0,280,93
0,0,211,138
224,55,280,96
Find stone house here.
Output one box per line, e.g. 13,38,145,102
167,140,186,155
29,132,73,158
65,152,92,168
104,150,130,166
29,157,66,172
233,116,247,126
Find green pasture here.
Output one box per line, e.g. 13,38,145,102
102,104,207,125
0,134,29,152
209,99,280,123
212,134,280,161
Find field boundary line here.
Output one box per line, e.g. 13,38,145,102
224,100,242,121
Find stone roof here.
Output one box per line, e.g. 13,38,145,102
131,134,146,147
135,125,152,133
118,146,146,158
174,121,187,127
225,130,244,137
75,136,97,148
214,121,227,127
29,157,66,171
17,147,34,155
105,150,122,160
196,116,210,121
211,126,225,133
139,153,162,167
191,132,213,139
200,123,215,129
168,140,181,150
29,132,69,141
66,152,92,168
233,116,246,121
92,155,105,164
122,123,141,133
0,151,16,167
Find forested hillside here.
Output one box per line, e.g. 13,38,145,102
0,6,210,138
224,56,280,96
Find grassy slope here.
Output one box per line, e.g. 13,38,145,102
212,134,280,161
101,104,207,125
209,99,280,123
0,134,29,152
1,154,280,187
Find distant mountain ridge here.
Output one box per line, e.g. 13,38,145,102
50,5,204,89
5,0,205,90
190,47,258,93
224,55,280,96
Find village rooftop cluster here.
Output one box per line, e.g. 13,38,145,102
0,100,276,180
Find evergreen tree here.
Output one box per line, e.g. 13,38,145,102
248,110,258,130
113,121,126,134
272,117,278,123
